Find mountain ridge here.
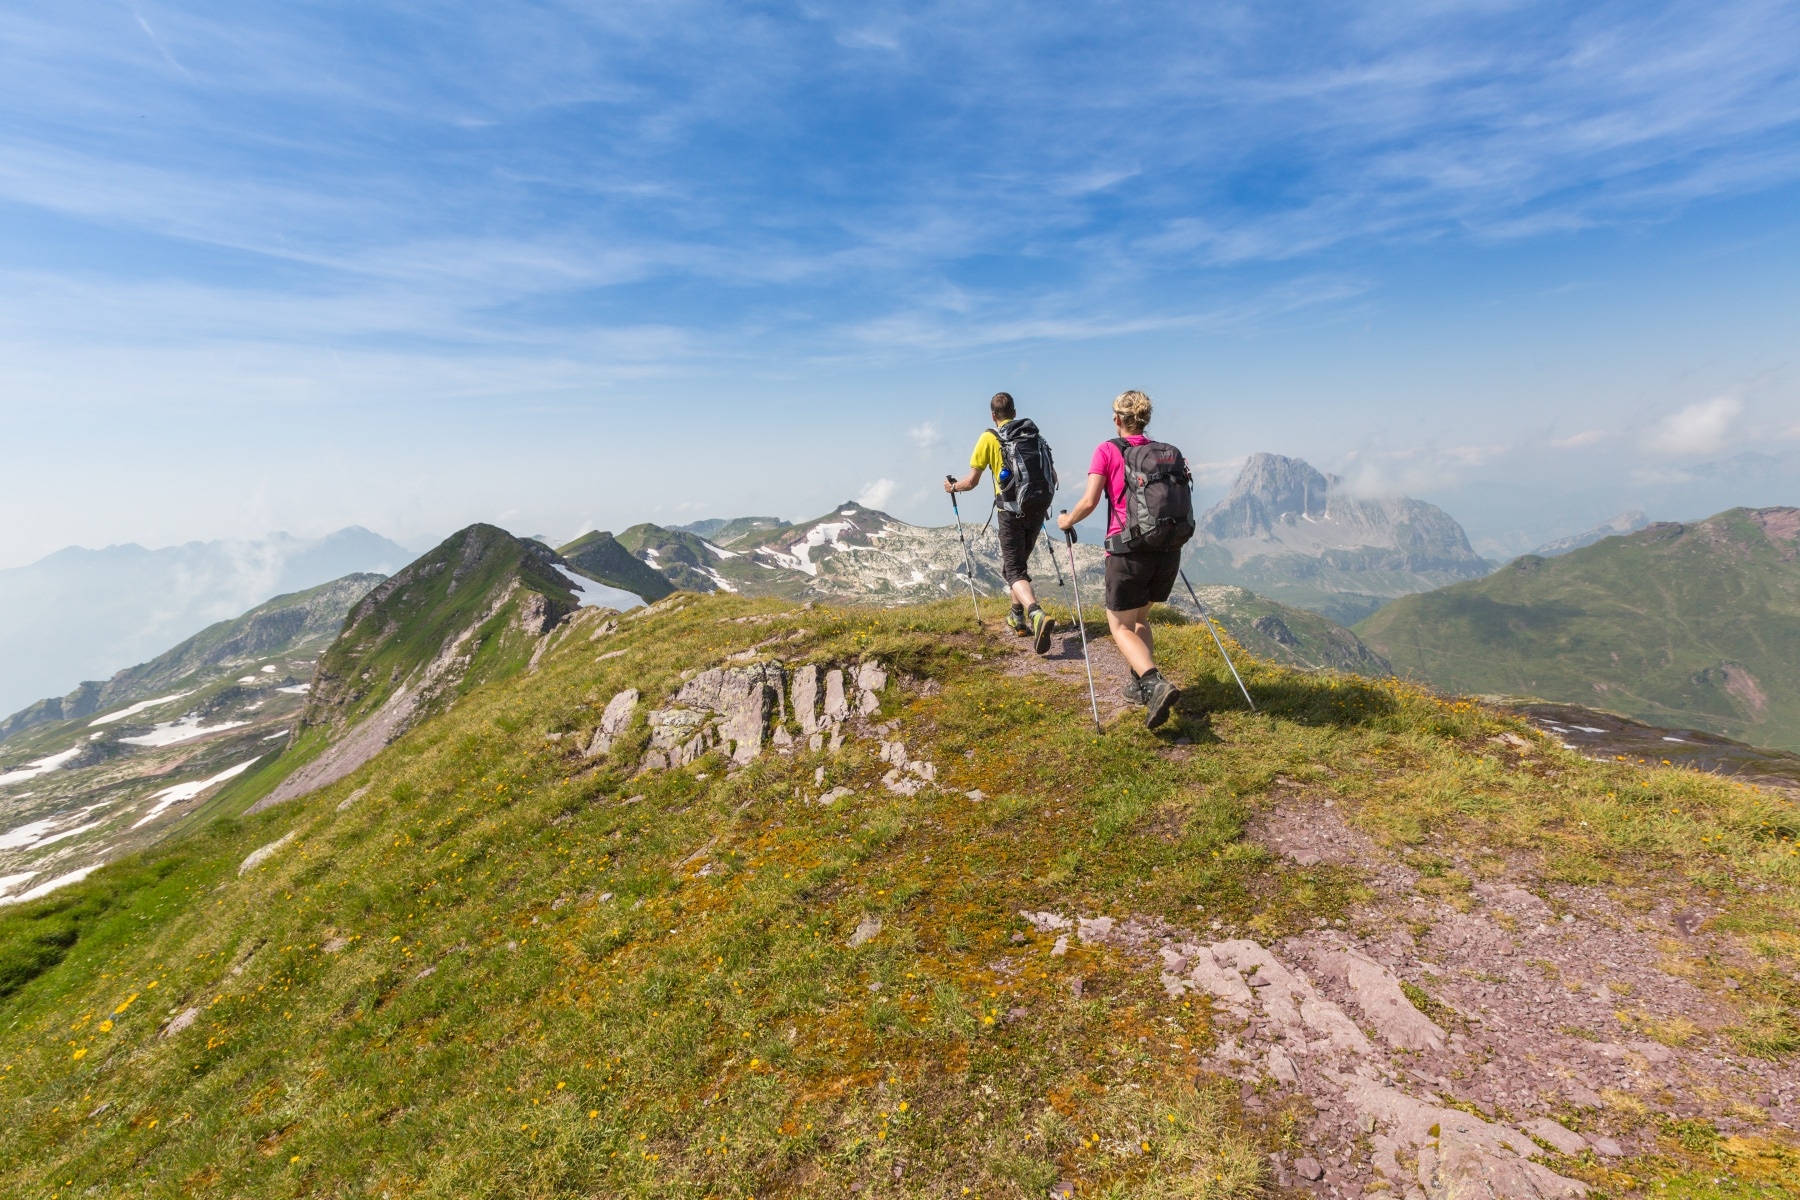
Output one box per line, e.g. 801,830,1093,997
1356,506,1800,749
250,523,616,812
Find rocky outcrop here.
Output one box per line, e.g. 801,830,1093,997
638,658,891,773
641,664,783,770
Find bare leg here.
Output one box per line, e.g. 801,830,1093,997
1106,605,1156,676
1010,578,1038,609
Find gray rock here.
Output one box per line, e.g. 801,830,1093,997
824,668,849,721
1564,1082,1606,1109
1589,1137,1623,1157
849,915,882,947
238,830,297,876
1626,1040,1674,1064
1523,1118,1587,1156
791,664,821,734
159,1007,200,1038
586,688,640,757
1266,1045,1300,1085
1295,1156,1325,1181
1324,947,1447,1052
676,665,779,764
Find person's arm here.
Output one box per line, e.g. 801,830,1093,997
945,431,992,493
1057,473,1106,530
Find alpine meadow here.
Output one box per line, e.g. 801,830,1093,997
4,2,1800,1199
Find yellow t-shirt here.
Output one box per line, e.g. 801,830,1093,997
969,421,1008,495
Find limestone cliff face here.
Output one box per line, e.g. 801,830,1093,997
1187,454,1492,625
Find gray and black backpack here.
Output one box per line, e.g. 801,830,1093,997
1104,438,1196,553
994,419,1058,515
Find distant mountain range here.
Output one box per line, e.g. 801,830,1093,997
0,527,413,716
1183,453,1494,624
1529,510,1650,557
1357,507,1800,750
0,574,381,903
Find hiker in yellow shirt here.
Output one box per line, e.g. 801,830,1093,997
944,392,1058,654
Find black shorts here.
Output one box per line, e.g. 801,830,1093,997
996,505,1048,586
1104,549,1181,612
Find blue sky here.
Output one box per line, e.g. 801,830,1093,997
2,0,1798,565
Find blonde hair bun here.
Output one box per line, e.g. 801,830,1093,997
1112,390,1152,434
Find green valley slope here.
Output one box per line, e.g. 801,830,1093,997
1357,507,1800,749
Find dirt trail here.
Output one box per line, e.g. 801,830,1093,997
1003,626,1138,724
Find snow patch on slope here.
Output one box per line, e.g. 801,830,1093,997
789,522,853,576
554,565,644,611
0,745,84,786
88,691,195,726
119,716,250,747
132,757,262,828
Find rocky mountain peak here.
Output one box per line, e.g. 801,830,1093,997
1206,453,1336,538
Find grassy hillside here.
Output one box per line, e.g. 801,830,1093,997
2,592,1796,1197
557,532,675,603
1357,508,1800,750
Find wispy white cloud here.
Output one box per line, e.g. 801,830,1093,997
856,478,897,510
906,422,944,453
1551,429,1610,449
1643,395,1743,457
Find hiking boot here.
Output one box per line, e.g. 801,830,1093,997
1029,607,1055,655
1141,672,1180,730
1005,608,1031,636
1122,672,1146,705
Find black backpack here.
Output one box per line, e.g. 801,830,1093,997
994,419,1057,515
1104,437,1196,553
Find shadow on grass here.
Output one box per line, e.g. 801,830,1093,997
1174,662,1400,731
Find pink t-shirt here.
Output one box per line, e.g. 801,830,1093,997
1089,435,1149,542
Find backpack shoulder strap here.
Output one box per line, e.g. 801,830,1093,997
1111,437,1131,452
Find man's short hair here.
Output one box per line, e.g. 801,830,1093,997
1112,390,1152,434
990,392,1016,420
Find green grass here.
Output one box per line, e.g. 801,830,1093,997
1356,507,1800,749
1,594,1795,1197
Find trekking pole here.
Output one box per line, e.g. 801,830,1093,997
1178,569,1256,712
1061,512,1103,732
946,476,982,625
1041,530,1065,587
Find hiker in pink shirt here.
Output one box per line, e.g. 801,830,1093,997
1057,390,1183,728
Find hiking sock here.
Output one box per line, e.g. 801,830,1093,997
1011,603,1026,619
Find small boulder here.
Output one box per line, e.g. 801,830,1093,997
1523,1118,1587,1156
